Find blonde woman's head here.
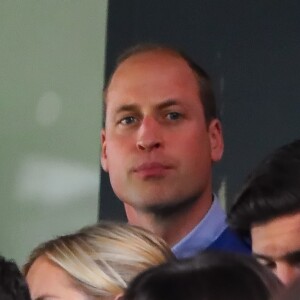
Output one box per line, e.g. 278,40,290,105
24,222,174,300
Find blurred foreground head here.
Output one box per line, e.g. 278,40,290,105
24,222,173,300
124,251,283,300
0,256,31,300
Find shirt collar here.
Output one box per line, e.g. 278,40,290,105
172,195,227,258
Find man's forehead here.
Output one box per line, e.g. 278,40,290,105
118,48,182,65
106,53,198,98
111,49,188,79
251,212,300,257
254,249,300,262
252,212,300,236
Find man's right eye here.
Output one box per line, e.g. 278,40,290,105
120,116,136,125
256,258,276,270
262,261,276,270
264,261,276,270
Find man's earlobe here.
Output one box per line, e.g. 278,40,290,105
209,119,224,162
101,129,108,171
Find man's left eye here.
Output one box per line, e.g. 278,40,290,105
166,112,181,120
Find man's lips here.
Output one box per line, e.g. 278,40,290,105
133,162,172,177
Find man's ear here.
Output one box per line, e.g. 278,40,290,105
208,119,224,162
101,129,108,172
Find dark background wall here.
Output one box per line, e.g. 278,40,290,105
100,0,300,221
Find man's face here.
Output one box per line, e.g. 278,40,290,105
101,50,223,212
252,212,300,285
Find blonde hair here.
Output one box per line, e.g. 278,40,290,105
24,222,173,299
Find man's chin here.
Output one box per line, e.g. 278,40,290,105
136,195,199,218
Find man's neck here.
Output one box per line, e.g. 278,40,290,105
124,194,213,247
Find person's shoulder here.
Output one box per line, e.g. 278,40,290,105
208,227,251,254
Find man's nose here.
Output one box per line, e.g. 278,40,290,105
136,117,162,151
275,263,299,285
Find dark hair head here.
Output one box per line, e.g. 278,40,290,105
103,43,218,127
228,139,300,237
124,251,282,300
0,256,31,300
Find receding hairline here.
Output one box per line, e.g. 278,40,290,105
116,44,191,67
115,47,188,66
104,47,199,95
102,44,218,127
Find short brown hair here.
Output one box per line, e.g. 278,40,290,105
103,43,218,127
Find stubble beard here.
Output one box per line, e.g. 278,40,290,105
137,191,202,220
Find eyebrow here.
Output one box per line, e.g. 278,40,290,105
283,250,300,263
114,99,181,115
35,295,60,300
113,104,139,117
156,99,179,110
254,249,300,263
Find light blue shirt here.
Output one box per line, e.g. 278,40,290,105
172,196,228,258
